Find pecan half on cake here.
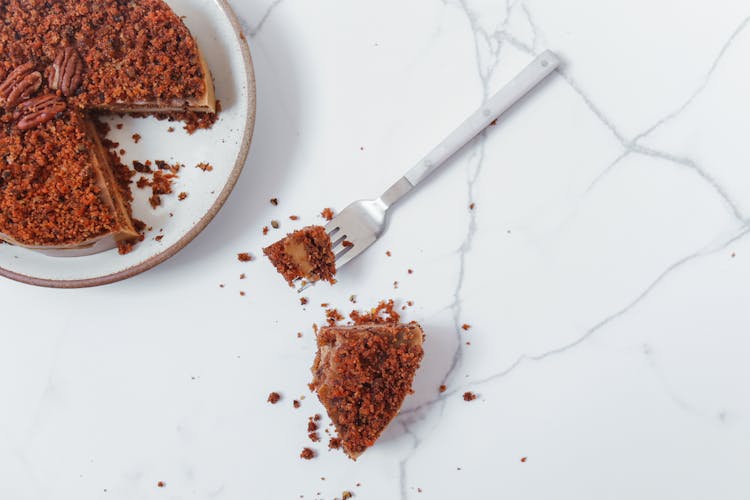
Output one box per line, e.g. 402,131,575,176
263,226,336,286
310,321,425,460
0,0,216,255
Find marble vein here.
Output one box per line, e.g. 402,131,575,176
247,0,284,37
396,4,750,495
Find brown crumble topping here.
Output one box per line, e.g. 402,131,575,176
238,252,253,262
326,308,344,325
307,419,318,433
463,391,477,402
267,392,281,404
300,448,315,460
328,437,342,450
321,208,334,221
309,432,320,443
393,281,399,289
264,226,336,286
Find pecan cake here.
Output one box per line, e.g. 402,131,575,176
310,321,425,460
263,226,336,286
0,0,216,255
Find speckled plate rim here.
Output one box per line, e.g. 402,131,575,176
0,0,256,289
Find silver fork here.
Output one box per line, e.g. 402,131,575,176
300,51,560,291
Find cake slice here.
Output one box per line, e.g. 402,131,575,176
0,110,139,254
264,226,336,286
310,321,425,460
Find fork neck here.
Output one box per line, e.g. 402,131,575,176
378,177,414,210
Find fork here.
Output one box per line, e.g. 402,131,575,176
300,50,560,291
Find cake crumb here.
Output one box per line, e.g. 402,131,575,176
321,208,334,221
342,240,354,248
267,392,281,404
469,203,476,210
270,198,279,206
328,437,342,449
155,235,164,242
132,133,141,143
116,123,123,130
386,250,392,257
238,253,253,262
297,332,303,338
349,295,357,304
300,448,315,460
290,215,300,221
439,385,447,393
342,492,353,499
239,291,246,297
178,192,188,201
240,274,246,280
293,400,301,408
521,457,527,463
326,308,344,325
308,419,319,432
463,391,477,402
263,226,269,235
462,324,471,331
309,432,320,442
196,162,213,172
167,127,175,133
157,481,165,488
300,297,309,305
408,269,413,274
271,220,280,229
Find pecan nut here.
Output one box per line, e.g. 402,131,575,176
0,62,43,109
14,94,67,131
46,47,84,97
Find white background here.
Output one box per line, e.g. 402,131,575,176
1,0,750,499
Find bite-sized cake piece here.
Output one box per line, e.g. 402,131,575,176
263,226,336,286
310,321,425,460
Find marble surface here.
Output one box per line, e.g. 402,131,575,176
1,0,750,498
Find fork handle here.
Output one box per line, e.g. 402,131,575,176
379,50,560,208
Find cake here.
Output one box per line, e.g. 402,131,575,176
0,0,216,255
310,321,425,460
263,226,336,286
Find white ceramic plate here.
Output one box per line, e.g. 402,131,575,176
0,0,255,288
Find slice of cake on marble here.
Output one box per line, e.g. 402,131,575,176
263,226,336,286
310,318,425,460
